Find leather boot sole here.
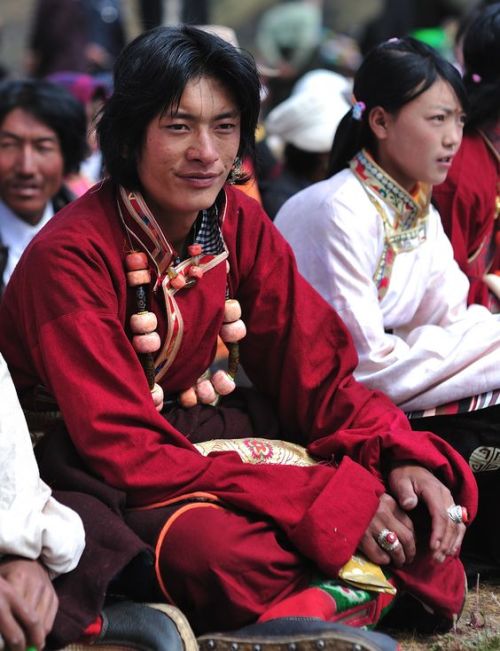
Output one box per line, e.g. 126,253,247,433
198,624,399,651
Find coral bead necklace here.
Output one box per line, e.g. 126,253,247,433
125,244,246,411
125,250,164,411
119,186,246,410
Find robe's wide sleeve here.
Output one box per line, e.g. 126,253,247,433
227,188,476,511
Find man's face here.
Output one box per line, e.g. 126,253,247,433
0,108,65,225
137,76,241,229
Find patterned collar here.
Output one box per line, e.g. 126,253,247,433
350,149,431,231
116,185,229,381
350,149,431,301
116,185,225,284
185,205,225,260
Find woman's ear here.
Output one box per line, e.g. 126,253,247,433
368,106,390,140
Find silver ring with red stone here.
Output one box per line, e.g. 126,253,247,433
447,505,469,525
376,528,401,552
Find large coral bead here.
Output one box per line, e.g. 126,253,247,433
187,244,203,257
127,269,151,287
125,251,148,271
132,332,161,354
130,311,158,334
195,379,218,405
211,370,236,396
223,299,242,323
179,387,197,408
170,274,187,290
219,319,246,343
151,383,164,412
188,266,204,280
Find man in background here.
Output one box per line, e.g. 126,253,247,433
0,79,87,294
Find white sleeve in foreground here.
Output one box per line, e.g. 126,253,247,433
0,354,85,575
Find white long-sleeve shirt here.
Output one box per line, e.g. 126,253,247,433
275,167,500,412
0,353,85,576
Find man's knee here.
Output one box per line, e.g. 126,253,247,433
157,504,308,631
161,505,301,578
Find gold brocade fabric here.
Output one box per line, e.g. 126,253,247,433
194,437,395,595
194,437,316,466
339,555,396,595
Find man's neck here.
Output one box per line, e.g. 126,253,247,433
0,199,49,228
16,211,45,227
156,213,198,257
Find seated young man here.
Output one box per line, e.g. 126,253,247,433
0,25,477,642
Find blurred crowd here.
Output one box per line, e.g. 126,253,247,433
0,0,494,252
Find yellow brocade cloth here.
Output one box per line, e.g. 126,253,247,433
195,437,396,596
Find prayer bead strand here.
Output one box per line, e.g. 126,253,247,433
187,244,204,280
178,298,245,406
211,298,245,396
126,246,245,410
125,251,164,411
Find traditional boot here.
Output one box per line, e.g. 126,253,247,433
60,601,198,651
197,617,400,651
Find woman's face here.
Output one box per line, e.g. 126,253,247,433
371,78,465,192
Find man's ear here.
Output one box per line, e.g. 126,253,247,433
368,106,390,140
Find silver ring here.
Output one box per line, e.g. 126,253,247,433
447,505,468,524
376,528,400,552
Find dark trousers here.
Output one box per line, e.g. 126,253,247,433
411,405,500,579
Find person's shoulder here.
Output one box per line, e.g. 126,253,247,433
25,181,118,262
458,130,493,166
276,169,364,224
42,180,115,237
223,184,270,222
218,186,270,247
472,130,500,171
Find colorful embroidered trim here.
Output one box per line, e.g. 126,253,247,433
310,574,396,629
407,388,500,419
350,150,430,300
117,186,229,380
